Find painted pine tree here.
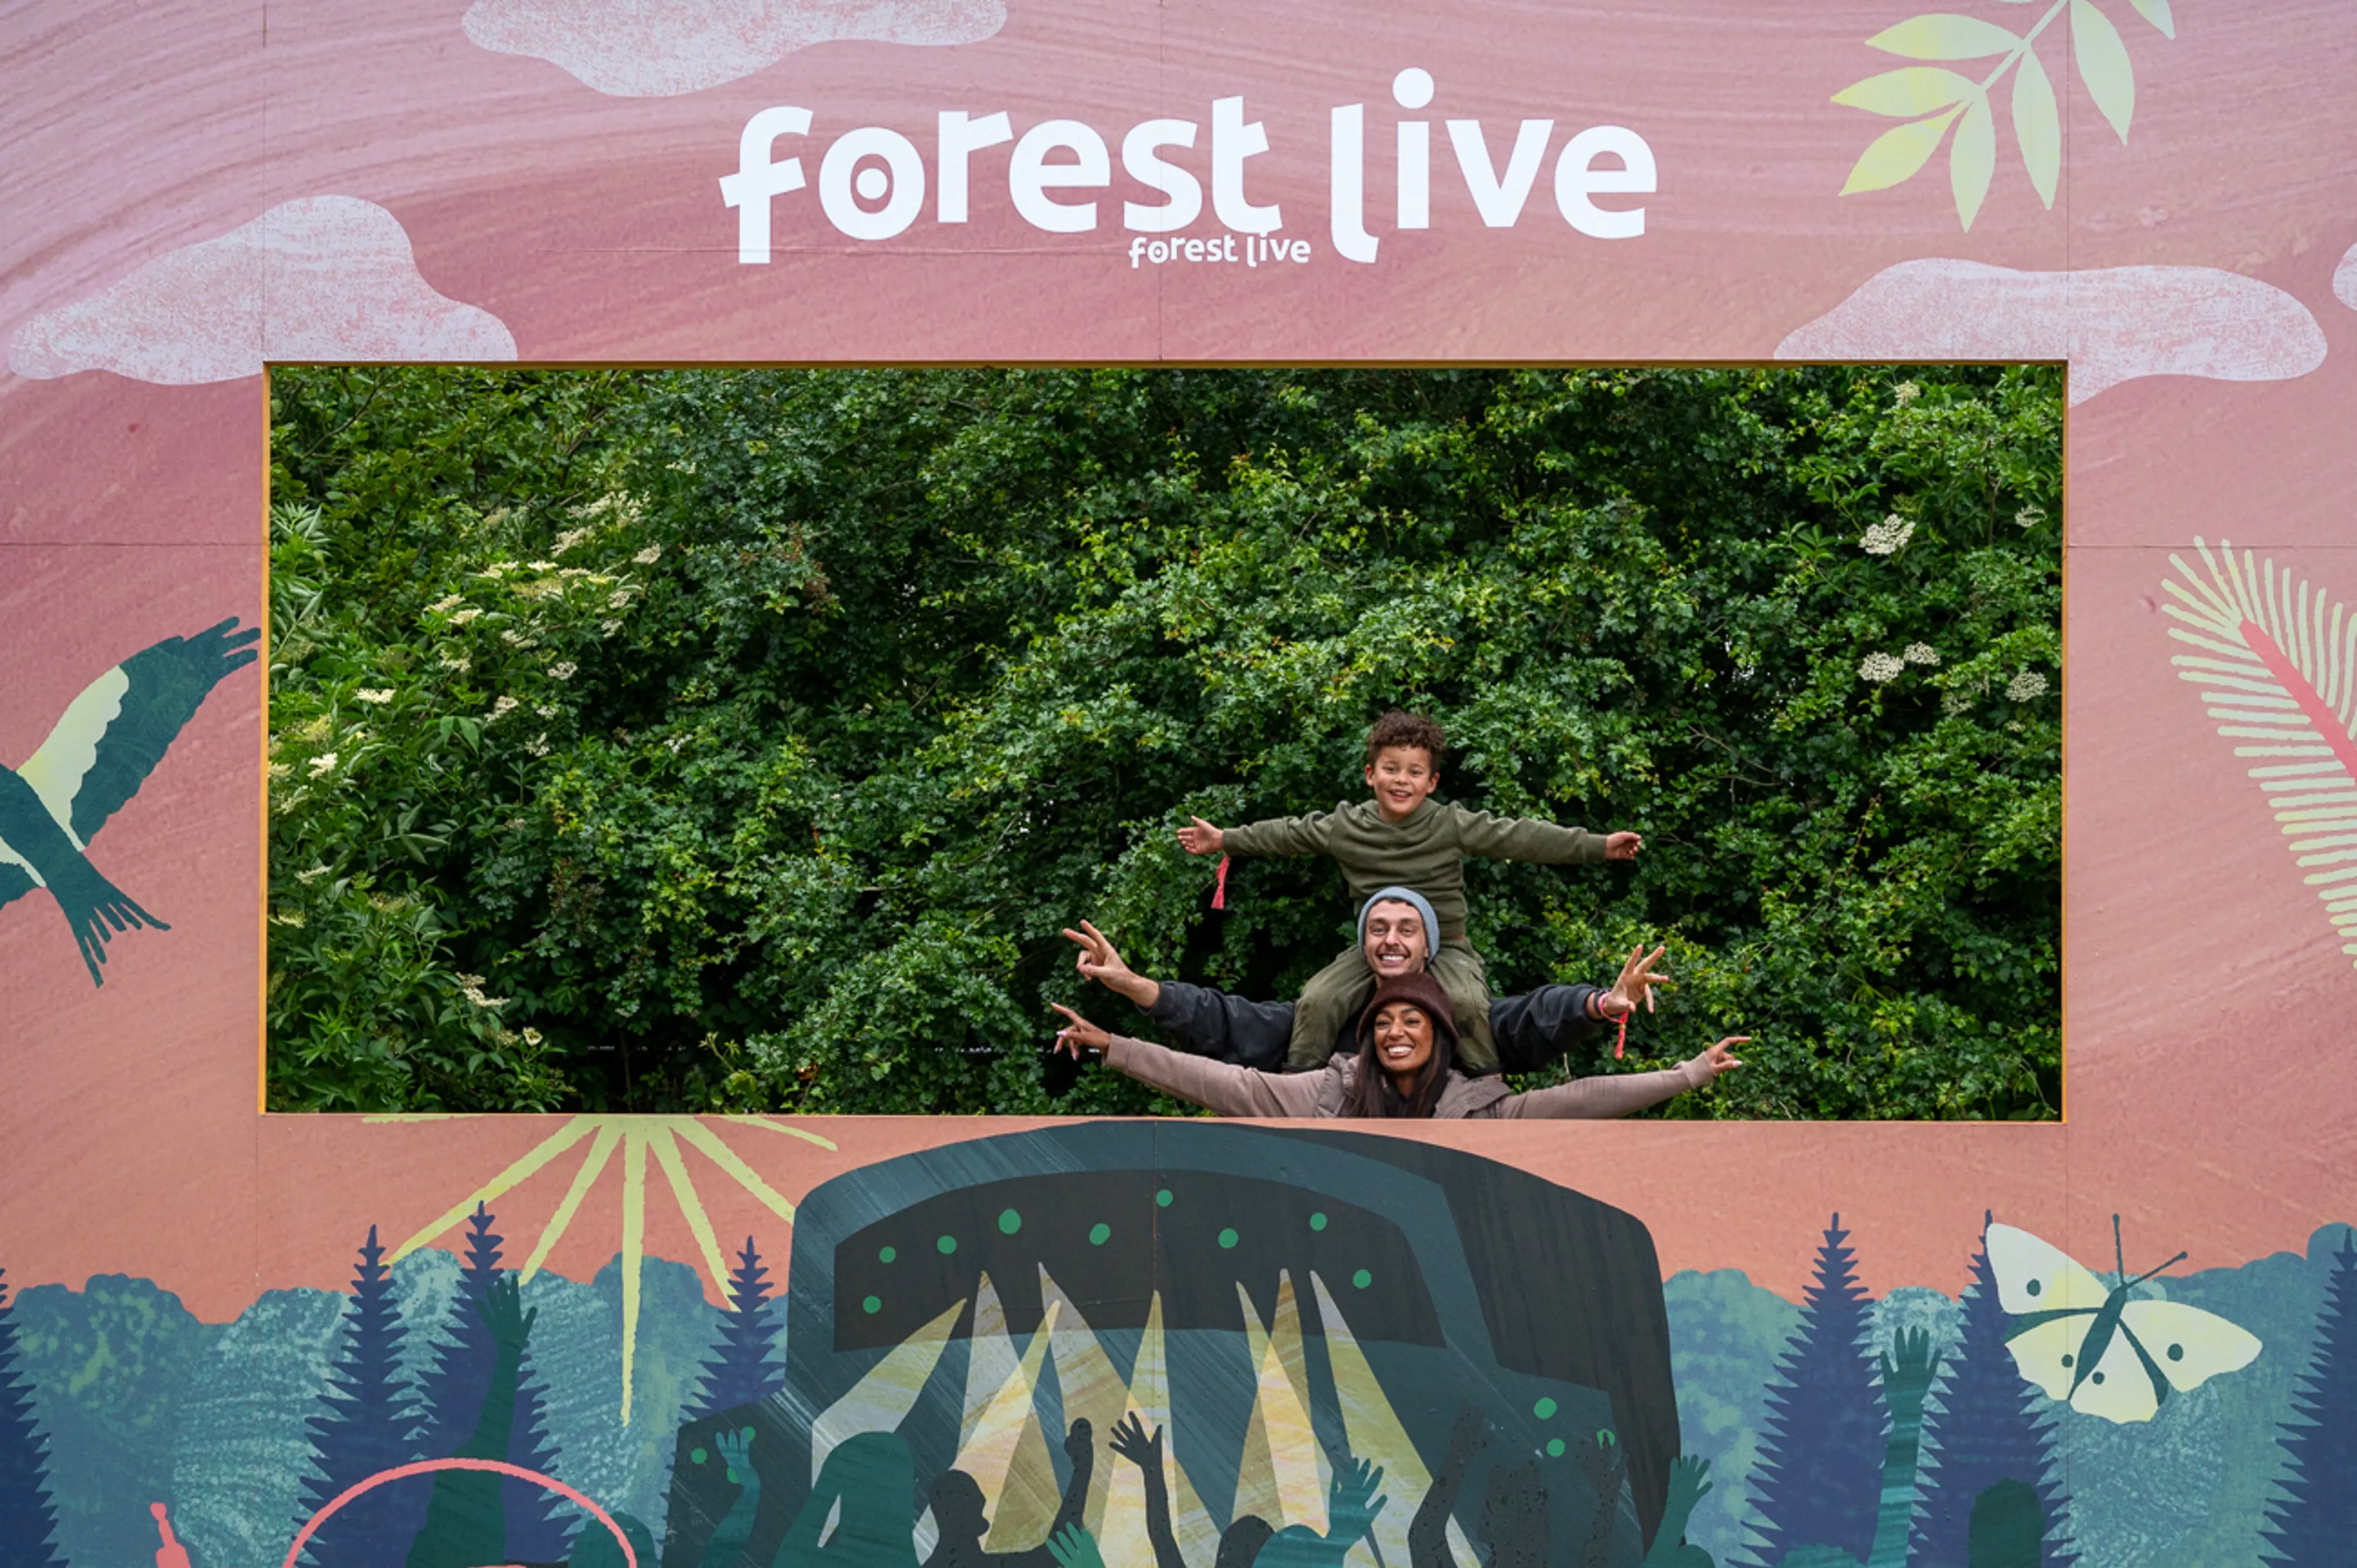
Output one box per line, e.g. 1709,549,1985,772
692,1236,783,1419
415,1205,571,1562
1908,1215,2073,1568
1742,1215,1886,1567
0,1269,66,1568
2261,1228,2357,1564
300,1226,426,1568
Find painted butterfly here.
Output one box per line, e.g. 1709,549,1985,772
1986,1216,2259,1424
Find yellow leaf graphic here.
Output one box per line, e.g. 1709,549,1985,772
1841,110,1960,195
2126,0,2174,38
1951,94,1997,228
2071,0,2136,142
1866,13,2023,59
2011,44,2060,207
1833,66,1978,117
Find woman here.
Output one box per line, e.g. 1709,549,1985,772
1050,969,1743,1119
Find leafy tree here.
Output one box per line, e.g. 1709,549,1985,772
2261,1229,2357,1564
1910,1216,2072,1567
1743,1216,1884,1566
300,1227,426,1568
692,1237,783,1419
266,366,2060,1118
0,1268,66,1568
414,1207,570,1561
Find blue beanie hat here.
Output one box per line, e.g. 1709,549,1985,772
1357,886,1439,951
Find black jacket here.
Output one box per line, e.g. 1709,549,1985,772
1137,979,1611,1076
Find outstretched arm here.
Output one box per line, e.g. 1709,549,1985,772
1493,1040,1744,1119
1866,1332,1941,1568
406,1275,536,1568
1109,1415,1186,1568
1053,1009,1327,1116
697,1428,765,1568
1411,1413,1485,1568
1048,1420,1097,1545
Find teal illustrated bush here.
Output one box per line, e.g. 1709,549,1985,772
265,365,2061,1116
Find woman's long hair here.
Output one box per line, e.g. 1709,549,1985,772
1348,976,1459,1118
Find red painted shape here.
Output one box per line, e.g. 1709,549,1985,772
2239,619,2357,785
279,1458,634,1568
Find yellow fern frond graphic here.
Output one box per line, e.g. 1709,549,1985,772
2163,538,2357,967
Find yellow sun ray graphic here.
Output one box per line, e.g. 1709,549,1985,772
372,1114,837,1421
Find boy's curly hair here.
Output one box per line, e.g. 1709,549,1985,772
1365,709,1446,768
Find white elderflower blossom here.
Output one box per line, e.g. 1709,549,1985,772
600,619,623,638
2014,504,2048,529
607,589,634,610
489,695,519,721
354,687,394,705
309,751,339,776
1859,652,1906,683
1892,380,1921,405
559,567,590,579
266,761,292,781
271,909,307,928
528,559,558,571
523,1027,544,1046
476,565,508,580
456,974,509,1010
1861,514,1915,555
552,527,592,555
534,703,559,719
526,733,551,758
549,661,577,681
450,608,483,625
427,593,465,614
501,630,538,647
1903,643,1940,665
438,652,471,672
295,864,331,884
633,544,662,565
2006,670,2050,701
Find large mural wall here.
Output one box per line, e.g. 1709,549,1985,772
5,0,2357,1564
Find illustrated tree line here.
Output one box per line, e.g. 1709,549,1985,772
265,365,2059,1120
3,1213,2356,1566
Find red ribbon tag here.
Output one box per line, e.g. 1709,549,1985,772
1212,854,1230,910
1614,1007,1628,1060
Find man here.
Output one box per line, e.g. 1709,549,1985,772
1060,886,1668,1075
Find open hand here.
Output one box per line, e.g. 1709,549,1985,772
1050,1004,1112,1057
1046,1524,1106,1568
1686,1037,1746,1081
1604,831,1643,860
1601,943,1670,1019
474,1273,537,1355
1176,817,1225,855
1062,921,1132,989
714,1427,757,1489
1325,1458,1387,1543
1109,1412,1163,1470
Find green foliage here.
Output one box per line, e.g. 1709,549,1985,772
266,365,2059,1118
1836,0,2172,226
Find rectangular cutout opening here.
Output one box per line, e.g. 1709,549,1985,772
263,364,2061,1119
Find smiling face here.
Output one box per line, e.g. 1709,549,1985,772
1360,900,1430,978
1364,744,1440,821
1372,1002,1435,1081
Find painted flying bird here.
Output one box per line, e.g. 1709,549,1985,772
0,616,260,986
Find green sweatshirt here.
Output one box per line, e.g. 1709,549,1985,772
1220,797,1605,943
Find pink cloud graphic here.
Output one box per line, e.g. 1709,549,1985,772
463,0,1006,97
9,196,515,385
2336,242,2357,312
1776,258,2324,405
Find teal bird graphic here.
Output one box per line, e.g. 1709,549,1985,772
0,617,259,986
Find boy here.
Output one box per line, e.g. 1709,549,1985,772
1177,709,1640,1069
